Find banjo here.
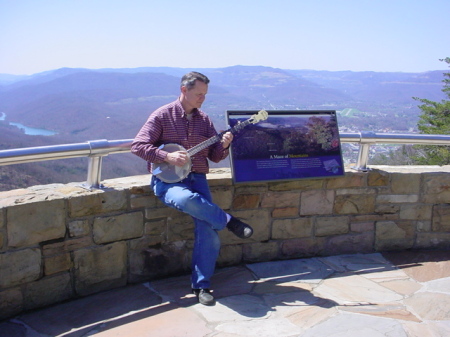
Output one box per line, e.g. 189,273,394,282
152,109,268,183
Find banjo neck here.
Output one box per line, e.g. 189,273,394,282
187,118,254,157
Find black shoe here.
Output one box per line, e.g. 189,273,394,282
192,288,215,306
226,217,253,239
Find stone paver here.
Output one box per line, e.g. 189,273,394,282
314,273,404,304
93,306,213,337
1,250,450,337
247,257,335,283
404,292,450,321
300,312,409,337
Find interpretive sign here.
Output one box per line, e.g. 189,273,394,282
226,110,344,183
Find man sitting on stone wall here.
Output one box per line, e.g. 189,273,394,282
131,71,253,306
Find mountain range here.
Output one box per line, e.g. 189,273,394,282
0,65,447,190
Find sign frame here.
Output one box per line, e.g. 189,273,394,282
226,110,345,184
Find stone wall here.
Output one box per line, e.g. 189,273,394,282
1,166,450,319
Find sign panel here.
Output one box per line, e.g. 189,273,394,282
226,110,344,183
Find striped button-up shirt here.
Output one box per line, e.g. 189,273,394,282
131,99,229,174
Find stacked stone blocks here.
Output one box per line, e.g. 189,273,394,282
1,167,450,319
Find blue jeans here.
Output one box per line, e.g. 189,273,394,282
151,173,228,289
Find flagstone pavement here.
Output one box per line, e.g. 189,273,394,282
1,250,450,337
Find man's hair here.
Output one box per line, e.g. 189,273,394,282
181,71,210,90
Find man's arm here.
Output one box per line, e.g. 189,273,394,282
131,115,168,163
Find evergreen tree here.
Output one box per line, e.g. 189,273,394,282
413,58,450,165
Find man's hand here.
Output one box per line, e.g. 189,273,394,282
164,151,189,167
221,131,233,149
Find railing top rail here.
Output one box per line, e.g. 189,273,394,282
338,132,450,145
0,139,133,166
2,133,450,167
1,132,450,188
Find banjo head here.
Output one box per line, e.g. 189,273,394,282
153,143,192,183
155,161,192,183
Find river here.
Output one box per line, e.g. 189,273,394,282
0,112,57,136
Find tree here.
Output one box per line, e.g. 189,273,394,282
412,58,450,165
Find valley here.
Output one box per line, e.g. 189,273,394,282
0,65,447,190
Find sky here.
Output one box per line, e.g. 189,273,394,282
1,0,449,75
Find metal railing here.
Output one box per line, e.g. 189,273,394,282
339,131,450,171
0,139,133,189
1,132,450,189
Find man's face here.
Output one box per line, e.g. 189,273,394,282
182,80,208,110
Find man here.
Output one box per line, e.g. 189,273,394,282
131,71,253,306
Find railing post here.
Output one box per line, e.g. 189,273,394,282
81,140,110,190
353,143,371,171
351,131,376,172
84,156,103,189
